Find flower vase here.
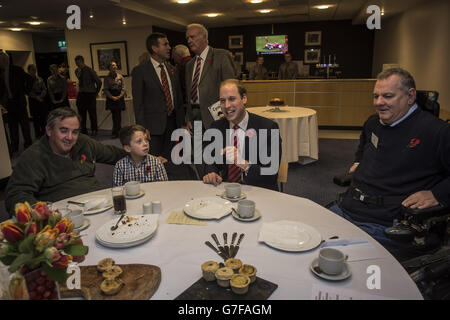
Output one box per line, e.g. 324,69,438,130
22,267,60,300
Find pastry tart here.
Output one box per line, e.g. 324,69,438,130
238,264,257,283
201,261,220,282
215,267,234,288
102,265,123,280
230,274,251,295
225,258,242,273
100,278,124,295
97,258,115,272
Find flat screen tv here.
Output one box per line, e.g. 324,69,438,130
256,35,288,55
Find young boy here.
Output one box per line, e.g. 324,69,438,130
113,125,168,186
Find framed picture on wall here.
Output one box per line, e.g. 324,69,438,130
305,31,322,46
90,41,129,77
235,52,244,65
304,49,321,64
229,35,243,49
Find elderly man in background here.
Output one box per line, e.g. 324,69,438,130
172,44,192,104
185,23,235,130
4,107,126,217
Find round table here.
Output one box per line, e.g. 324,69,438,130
248,106,319,164
56,181,422,300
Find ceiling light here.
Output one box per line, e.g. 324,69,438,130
258,9,272,14
206,13,220,17
315,5,331,10
250,0,263,3
177,0,190,3
122,18,127,25
89,9,94,18
11,28,22,31
28,21,41,25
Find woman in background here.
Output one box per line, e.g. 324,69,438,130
103,61,126,138
47,64,69,110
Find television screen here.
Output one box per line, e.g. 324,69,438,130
256,35,288,55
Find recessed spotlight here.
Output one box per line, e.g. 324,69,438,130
122,19,127,25
250,0,263,3
258,9,272,14
177,0,190,3
205,13,220,17
28,21,41,25
11,28,22,31
314,5,331,10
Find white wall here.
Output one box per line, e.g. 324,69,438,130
65,26,152,96
372,0,449,117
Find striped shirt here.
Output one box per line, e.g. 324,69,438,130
113,154,168,187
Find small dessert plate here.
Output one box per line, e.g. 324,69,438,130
232,208,261,222
310,257,351,281
220,192,246,202
125,190,145,200
74,218,90,232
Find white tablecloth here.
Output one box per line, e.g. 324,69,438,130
248,106,319,164
69,98,135,131
55,181,422,300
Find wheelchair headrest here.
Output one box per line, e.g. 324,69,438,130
416,90,440,117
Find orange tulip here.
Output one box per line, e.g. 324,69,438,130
14,202,32,224
54,218,73,234
26,221,38,235
0,221,24,243
53,254,73,269
32,202,51,221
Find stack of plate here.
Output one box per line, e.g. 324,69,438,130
95,215,159,248
183,197,233,220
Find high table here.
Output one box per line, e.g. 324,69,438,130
56,181,422,300
69,98,135,131
248,106,319,164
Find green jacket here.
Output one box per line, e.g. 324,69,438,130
5,134,127,216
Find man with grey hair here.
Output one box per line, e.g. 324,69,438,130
0,50,34,154
172,44,192,104
329,67,450,261
185,23,235,130
4,107,126,217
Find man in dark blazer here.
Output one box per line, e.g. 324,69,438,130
132,32,185,159
203,79,282,191
185,23,236,130
0,50,33,154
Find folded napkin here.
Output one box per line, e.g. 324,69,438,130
84,198,107,211
166,211,207,226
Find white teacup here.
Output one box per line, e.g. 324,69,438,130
67,209,84,229
318,248,346,275
225,183,241,198
125,181,140,196
237,199,255,218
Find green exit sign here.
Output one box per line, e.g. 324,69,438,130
58,41,66,47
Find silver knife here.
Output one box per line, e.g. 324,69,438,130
230,232,238,257
211,234,228,259
223,233,230,258
205,241,227,261
67,200,86,206
232,233,245,258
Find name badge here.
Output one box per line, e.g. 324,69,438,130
371,132,379,149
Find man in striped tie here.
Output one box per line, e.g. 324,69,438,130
202,79,281,191
132,33,186,160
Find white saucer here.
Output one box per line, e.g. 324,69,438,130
310,257,351,281
125,190,145,199
232,208,261,222
221,192,246,202
74,218,90,231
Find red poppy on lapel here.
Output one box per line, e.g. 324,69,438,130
206,58,211,65
80,154,87,164
408,138,420,148
146,165,151,174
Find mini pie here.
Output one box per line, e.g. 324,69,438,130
201,261,220,282
225,258,242,273
230,274,251,295
238,264,257,283
215,267,234,288
100,278,124,295
97,258,115,272
102,265,123,280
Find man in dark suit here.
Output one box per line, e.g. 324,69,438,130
185,23,235,130
0,50,33,154
132,32,185,159
202,79,282,191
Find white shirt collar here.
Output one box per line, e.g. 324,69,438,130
380,103,418,127
150,57,165,69
229,111,249,131
198,46,210,61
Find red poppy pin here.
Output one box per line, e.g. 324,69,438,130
170,69,175,76
146,165,151,174
206,58,211,65
408,138,420,148
80,154,87,164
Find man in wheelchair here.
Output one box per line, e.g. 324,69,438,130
329,68,450,266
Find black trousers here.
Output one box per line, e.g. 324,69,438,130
111,108,122,135
76,92,98,133
29,97,49,138
149,115,177,160
5,99,32,152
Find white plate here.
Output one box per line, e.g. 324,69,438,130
125,190,145,200
310,258,351,281
95,214,159,245
259,220,322,252
220,192,247,202
68,196,112,215
183,197,233,220
96,232,155,249
74,218,90,232
232,208,261,222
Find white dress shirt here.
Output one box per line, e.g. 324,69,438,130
190,46,210,104
151,57,174,103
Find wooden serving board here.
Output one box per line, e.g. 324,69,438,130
175,277,277,300
59,264,161,300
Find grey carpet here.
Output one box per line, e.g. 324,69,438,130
0,133,358,221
